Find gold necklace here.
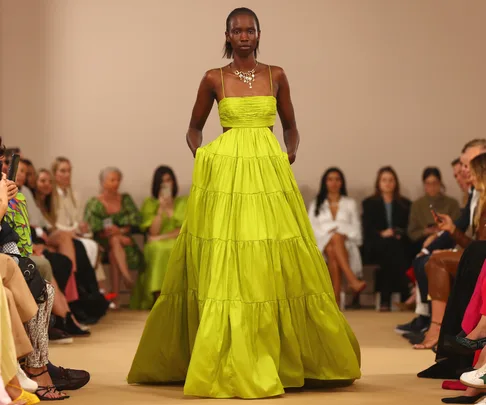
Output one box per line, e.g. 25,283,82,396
233,61,258,89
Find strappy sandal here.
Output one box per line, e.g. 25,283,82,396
23,369,69,401
413,321,441,350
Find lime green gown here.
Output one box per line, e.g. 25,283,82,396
128,70,361,399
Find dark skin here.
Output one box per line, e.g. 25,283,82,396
186,13,299,164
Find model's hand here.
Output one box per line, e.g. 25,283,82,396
287,151,296,165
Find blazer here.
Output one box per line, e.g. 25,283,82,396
362,195,411,261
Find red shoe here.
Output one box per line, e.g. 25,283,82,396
442,380,467,391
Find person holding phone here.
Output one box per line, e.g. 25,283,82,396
84,167,143,308
407,167,460,257
414,152,486,350
129,166,188,310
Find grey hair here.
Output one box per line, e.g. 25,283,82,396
99,167,122,185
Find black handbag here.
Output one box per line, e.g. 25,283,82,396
18,256,47,303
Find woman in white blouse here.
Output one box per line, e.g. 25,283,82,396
308,168,366,305
51,157,107,287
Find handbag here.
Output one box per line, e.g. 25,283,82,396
18,256,47,303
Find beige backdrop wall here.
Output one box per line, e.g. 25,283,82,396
2,0,486,209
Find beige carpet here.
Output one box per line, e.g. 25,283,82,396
50,310,445,404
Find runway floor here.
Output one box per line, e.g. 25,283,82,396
50,309,444,404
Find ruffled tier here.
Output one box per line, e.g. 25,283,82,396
128,128,361,398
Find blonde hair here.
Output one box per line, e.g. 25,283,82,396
470,153,486,228
51,157,77,220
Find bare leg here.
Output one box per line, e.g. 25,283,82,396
329,233,365,292
47,231,77,273
108,251,120,307
50,279,69,318
24,365,66,399
108,235,133,287
413,299,446,349
324,244,341,304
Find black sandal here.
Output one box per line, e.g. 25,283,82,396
23,369,69,401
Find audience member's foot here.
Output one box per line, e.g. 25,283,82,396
442,392,486,404
47,362,91,391
53,314,91,337
350,280,366,294
23,367,68,400
417,359,458,379
379,305,391,312
441,380,467,391
48,327,73,344
403,331,425,345
460,364,486,389
395,315,430,335
16,363,38,394
413,321,441,350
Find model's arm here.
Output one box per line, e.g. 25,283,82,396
275,67,299,164
186,71,216,156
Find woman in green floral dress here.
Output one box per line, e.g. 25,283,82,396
130,166,188,310
84,167,143,307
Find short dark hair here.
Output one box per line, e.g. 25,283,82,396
151,166,178,199
451,157,460,166
224,8,261,59
422,167,442,183
21,158,33,167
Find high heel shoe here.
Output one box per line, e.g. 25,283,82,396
455,336,486,352
7,384,40,405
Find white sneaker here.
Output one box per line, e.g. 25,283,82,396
17,362,38,393
460,364,486,389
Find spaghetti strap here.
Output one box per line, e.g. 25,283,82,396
268,65,273,95
220,68,226,99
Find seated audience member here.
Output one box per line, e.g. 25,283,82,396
452,157,471,207
22,159,37,193
130,166,187,310
15,160,90,338
413,153,486,350
407,167,460,256
0,266,40,404
308,167,365,306
84,167,143,308
51,157,106,287
396,141,486,352
362,166,412,312
35,169,109,324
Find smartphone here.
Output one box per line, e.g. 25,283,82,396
7,154,20,181
103,218,113,229
160,183,172,199
429,204,443,223
0,161,3,178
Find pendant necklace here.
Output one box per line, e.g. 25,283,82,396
233,61,258,89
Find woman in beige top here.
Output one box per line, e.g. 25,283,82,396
51,157,106,287
407,167,461,256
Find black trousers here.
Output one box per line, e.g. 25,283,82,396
372,237,411,306
437,241,486,366
43,251,72,292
